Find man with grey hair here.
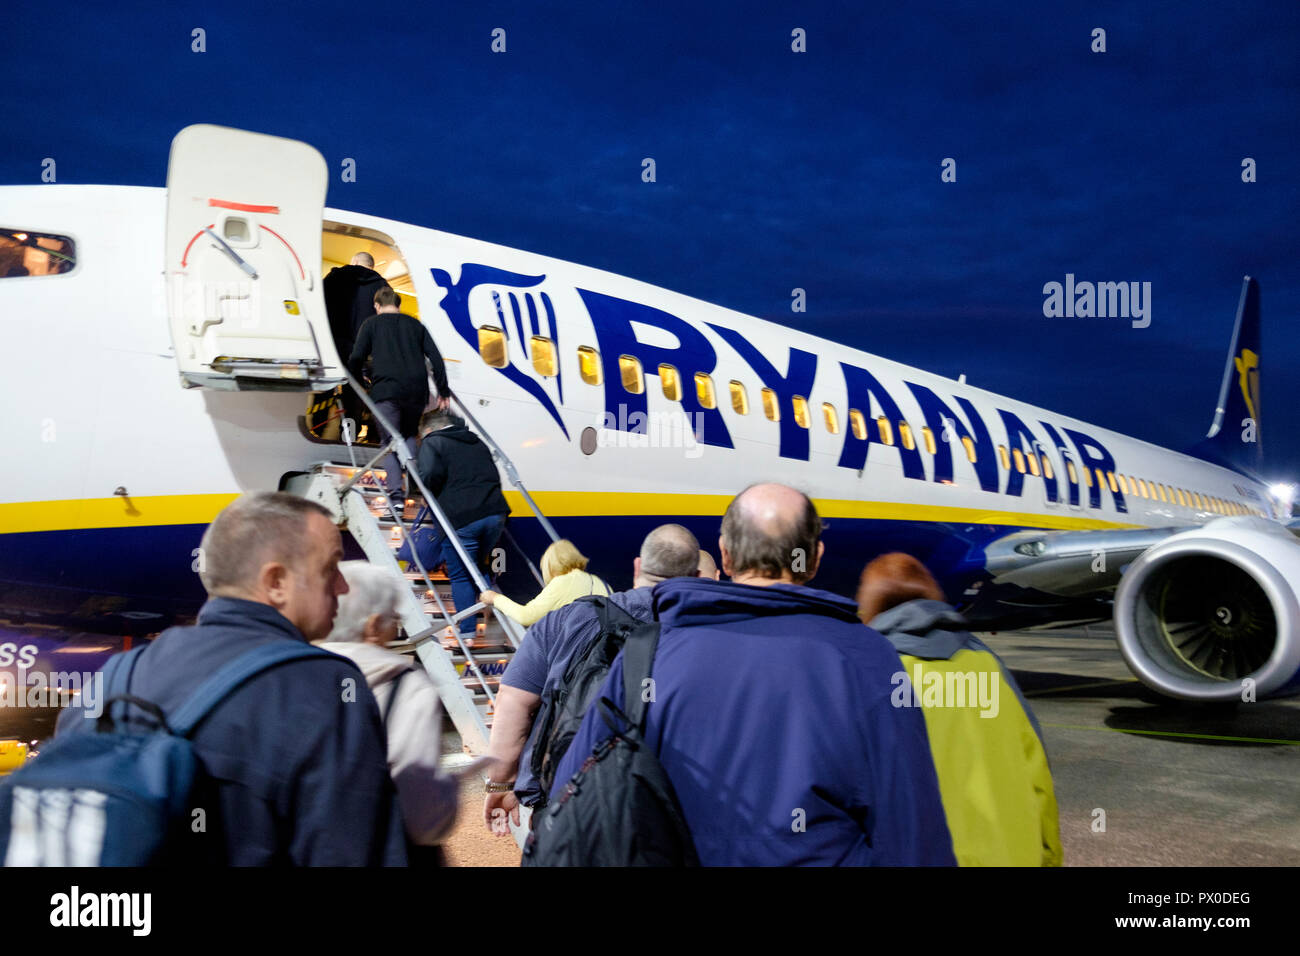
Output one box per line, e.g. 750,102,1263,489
482,523,700,832
317,561,459,862
55,492,409,866
547,484,955,866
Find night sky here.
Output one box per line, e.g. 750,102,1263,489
4,1,1298,481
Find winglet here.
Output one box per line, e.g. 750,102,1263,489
1186,277,1262,475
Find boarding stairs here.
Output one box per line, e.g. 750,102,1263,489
285,383,559,756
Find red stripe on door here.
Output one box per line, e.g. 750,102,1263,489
209,198,280,214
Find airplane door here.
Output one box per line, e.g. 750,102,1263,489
164,124,345,390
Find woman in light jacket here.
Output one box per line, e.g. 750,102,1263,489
318,560,460,862
478,539,609,628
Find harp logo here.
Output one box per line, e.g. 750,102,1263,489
1235,348,1259,425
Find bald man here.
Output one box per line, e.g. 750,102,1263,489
546,483,955,866
324,251,389,433
484,524,700,831
696,549,720,580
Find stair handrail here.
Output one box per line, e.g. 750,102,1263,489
343,373,527,647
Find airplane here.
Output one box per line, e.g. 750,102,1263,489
1,123,1297,758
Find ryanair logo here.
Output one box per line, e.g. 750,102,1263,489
432,263,1127,510
1235,347,1259,425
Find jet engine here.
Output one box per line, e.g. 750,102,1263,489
1113,517,1300,701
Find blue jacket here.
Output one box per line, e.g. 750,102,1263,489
549,578,956,866
55,597,408,866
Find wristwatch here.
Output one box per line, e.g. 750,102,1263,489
484,780,514,793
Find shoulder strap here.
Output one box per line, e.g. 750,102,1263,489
98,646,148,727
169,641,337,737
383,669,411,728
620,623,662,731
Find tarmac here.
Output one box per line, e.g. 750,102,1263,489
979,624,1300,866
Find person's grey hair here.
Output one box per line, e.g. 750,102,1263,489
419,408,458,436
351,251,375,268
638,524,701,583
197,492,334,594
327,561,403,642
720,484,822,583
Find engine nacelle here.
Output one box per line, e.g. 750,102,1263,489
1113,517,1300,701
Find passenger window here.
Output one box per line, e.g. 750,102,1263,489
921,426,936,455
1083,467,1094,488
761,387,780,421
0,229,75,278
619,355,645,394
478,326,508,368
899,421,916,451
1040,454,1053,480
849,409,866,441
1157,484,1168,503
823,403,840,435
1066,460,1078,484
792,395,810,429
659,364,682,401
577,346,602,385
1012,448,1026,474
1106,471,1119,493
876,416,894,446
530,336,557,377
729,380,749,415
997,445,1010,471
695,372,717,409
1026,450,1040,477
962,436,978,464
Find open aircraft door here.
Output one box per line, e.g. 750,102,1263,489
165,124,345,390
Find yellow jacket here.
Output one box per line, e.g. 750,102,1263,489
492,569,611,627
872,599,1063,866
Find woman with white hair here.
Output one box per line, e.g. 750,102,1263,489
317,560,459,861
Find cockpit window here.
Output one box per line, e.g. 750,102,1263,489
0,229,75,277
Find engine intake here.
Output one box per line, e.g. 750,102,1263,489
1113,518,1300,701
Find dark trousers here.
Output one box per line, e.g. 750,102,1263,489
373,399,423,496
437,513,506,635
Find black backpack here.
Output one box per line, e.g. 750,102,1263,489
521,623,700,867
529,595,642,803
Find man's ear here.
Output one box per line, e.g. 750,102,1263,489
633,556,642,580
362,612,385,644
719,538,734,577
259,562,291,608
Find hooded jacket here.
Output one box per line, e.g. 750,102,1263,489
314,641,458,846
549,577,956,866
415,419,510,529
870,598,1063,867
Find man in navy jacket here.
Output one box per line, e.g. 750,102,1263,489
56,493,408,866
549,483,955,866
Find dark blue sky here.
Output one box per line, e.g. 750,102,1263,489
5,1,1298,478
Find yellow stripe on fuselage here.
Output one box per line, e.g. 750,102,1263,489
0,490,1142,535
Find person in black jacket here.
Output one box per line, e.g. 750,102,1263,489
54,492,409,866
415,409,511,639
349,287,450,498
324,252,389,433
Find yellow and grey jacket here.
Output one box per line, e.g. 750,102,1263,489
870,599,1063,867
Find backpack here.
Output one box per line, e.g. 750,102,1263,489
521,622,700,867
0,640,334,866
528,595,643,804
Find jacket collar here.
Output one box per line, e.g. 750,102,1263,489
197,596,309,643
869,599,970,660
653,576,862,629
